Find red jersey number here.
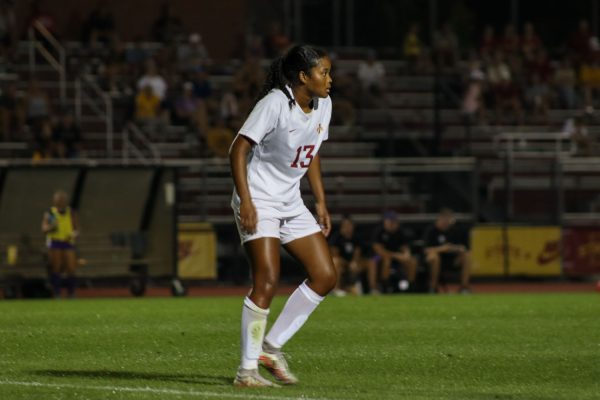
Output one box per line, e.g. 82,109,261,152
290,145,315,168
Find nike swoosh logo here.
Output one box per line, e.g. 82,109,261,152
289,129,296,133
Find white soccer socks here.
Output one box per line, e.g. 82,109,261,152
240,296,269,370
265,280,324,349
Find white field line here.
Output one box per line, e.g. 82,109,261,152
0,379,336,400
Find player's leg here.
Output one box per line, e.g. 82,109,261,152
331,256,348,296
367,257,380,294
260,230,335,384
47,248,62,298
426,251,441,293
266,231,335,347
398,253,417,286
63,249,78,298
380,254,392,291
234,237,281,387
458,251,472,293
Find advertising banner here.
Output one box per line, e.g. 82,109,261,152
178,223,217,279
471,226,561,276
563,227,600,276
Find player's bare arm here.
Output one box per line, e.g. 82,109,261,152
307,154,331,236
229,134,258,234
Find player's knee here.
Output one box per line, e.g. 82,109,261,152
320,265,338,294
426,253,440,266
253,278,279,300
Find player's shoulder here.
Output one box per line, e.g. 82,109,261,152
261,89,290,107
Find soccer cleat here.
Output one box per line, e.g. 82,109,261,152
233,367,280,388
259,344,299,385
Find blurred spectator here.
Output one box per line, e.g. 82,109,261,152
357,49,385,107
173,81,208,134
0,83,24,141
124,37,148,77
424,208,471,294
177,33,210,73
219,86,240,127
31,117,54,160
521,22,542,61
329,216,372,296
462,61,486,133
480,25,497,58
553,58,578,109
403,23,422,72
433,22,459,67
53,111,82,158
42,190,80,298
245,33,265,59
500,24,520,55
0,0,17,64
569,19,593,65
99,37,127,96
487,52,523,124
264,21,290,57
563,113,594,156
579,58,600,111
191,68,213,100
26,0,57,38
137,60,167,100
232,53,265,101
25,79,51,129
527,49,553,84
152,2,183,44
81,1,116,48
525,73,552,123
135,84,160,125
205,116,233,158
370,211,418,294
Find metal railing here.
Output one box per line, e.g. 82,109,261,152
495,132,574,158
75,75,114,157
121,123,160,164
28,20,66,103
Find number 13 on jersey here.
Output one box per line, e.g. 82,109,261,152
290,145,315,168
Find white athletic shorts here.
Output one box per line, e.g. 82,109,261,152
232,200,322,244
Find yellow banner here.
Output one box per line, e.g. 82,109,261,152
508,226,561,276
471,226,561,276
178,223,217,279
471,226,505,276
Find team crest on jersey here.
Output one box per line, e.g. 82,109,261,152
316,123,323,134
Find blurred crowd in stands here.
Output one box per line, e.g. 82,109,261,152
1,0,600,158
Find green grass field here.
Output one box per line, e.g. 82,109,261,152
0,293,598,400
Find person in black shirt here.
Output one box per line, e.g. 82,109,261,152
329,215,370,295
424,208,471,293
371,211,417,293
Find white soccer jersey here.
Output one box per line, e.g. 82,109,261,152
232,87,332,214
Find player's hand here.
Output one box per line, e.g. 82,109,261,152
239,200,258,234
315,202,331,237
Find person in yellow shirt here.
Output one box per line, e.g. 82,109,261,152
41,190,80,298
135,84,160,122
404,23,422,72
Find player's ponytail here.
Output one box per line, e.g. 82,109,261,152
252,45,328,111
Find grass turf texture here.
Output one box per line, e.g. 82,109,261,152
0,294,598,400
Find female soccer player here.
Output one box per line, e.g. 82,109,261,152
41,190,80,298
229,45,336,387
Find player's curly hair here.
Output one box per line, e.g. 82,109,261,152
253,45,327,110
